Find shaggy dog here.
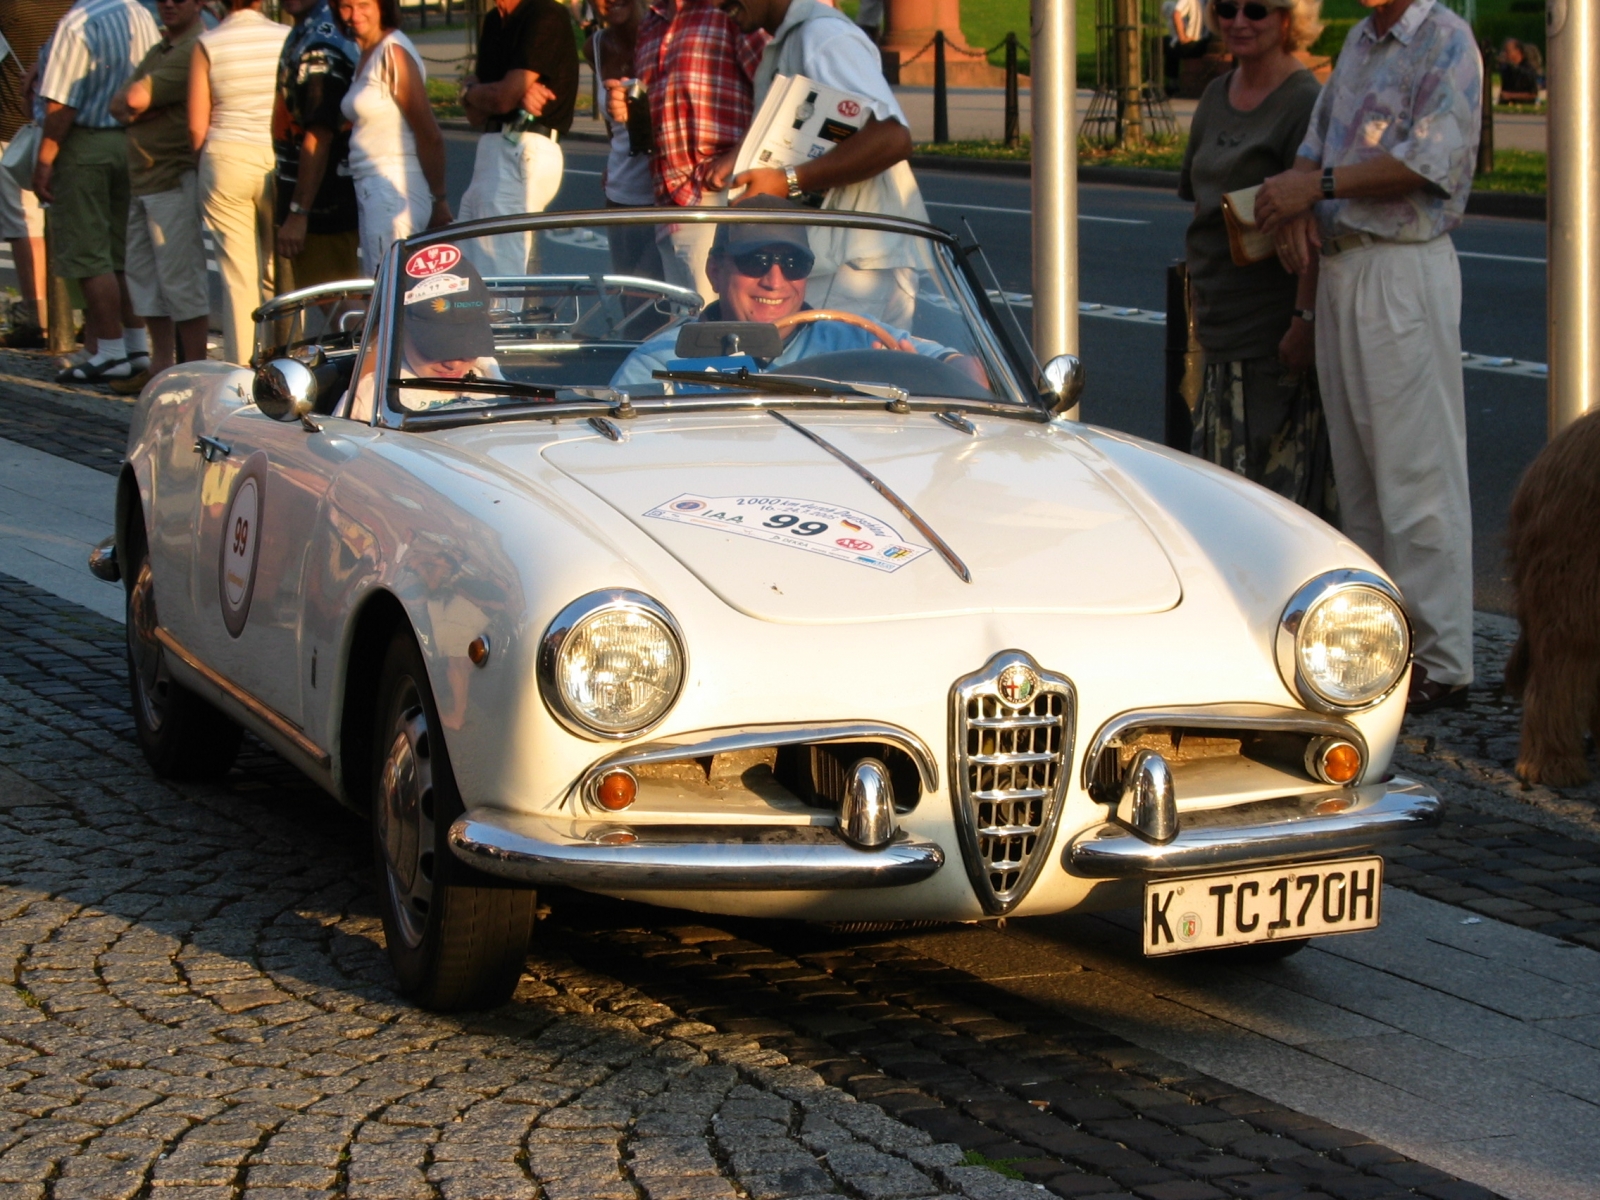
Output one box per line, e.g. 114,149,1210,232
1504,407,1600,786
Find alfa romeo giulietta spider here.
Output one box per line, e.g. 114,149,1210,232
91,207,1440,1010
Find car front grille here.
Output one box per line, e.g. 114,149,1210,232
950,651,1076,914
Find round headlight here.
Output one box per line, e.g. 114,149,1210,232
540,591,685,738
1277,571,1410,711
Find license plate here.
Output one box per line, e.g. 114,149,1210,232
1143,856,1383,956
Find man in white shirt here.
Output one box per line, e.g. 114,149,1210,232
715,0,926,326
1162,0,1210,94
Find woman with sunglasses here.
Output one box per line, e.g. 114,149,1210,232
1178,0,1337,521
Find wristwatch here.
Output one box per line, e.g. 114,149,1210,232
1321,166,1337,199
1294,308,1315,323
288,201,308,216
784,166,803,200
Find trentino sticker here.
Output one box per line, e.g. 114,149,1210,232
642,494,932,573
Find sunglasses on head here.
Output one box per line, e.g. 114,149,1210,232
1214,1,1275,20
730,247,814,281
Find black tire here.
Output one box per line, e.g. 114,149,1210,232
1207,938,1311,964
371,629,536,1011
125,531,243,781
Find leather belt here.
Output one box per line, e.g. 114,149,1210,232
1321,231,1389,257
485,119,558,142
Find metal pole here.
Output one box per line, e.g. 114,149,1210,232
1474,36,1493,177
1004,32,1019,148
1031,0,1079,413
1547,0,1599,433
933,31,949,144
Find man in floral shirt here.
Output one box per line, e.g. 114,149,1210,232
1256,0,1480,714
605,0,766,301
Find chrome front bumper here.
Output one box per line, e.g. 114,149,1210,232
1065,776,1441,878
448,810,945,890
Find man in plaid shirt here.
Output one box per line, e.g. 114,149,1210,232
607,0,767,300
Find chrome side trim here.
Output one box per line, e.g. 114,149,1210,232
1277,569,1412,714
1065,776,1441,878
1081,702,1371,795
153,627,331,769
769,410,972,583
448,811,945,890
570,720,940,811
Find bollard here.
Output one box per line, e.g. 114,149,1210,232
1004,32,1019,149
933,30,949,144
1164,261,1202,451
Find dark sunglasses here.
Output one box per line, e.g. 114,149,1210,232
730,247,814,281
1214,2,1275,19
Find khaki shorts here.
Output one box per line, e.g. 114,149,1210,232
50,127,130,279
0,142,45,241
125,171,211,322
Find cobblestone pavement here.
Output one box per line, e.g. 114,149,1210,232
0,574,1514,1200
0,353,130,478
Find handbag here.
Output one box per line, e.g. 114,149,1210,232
2,123,40,190
1221,185,1277,267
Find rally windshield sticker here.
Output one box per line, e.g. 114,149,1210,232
643,494,932,573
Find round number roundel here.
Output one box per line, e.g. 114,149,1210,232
217,454,268,638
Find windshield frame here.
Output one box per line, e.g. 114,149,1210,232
373,208,1045,431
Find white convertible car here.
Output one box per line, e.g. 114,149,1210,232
92,208,1439,1010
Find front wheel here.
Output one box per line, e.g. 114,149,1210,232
372,630,536,1011
126,546,242,780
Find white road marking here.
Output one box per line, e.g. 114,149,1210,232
1457,250,1547,264
985,291,1551,377
925,200,1147,224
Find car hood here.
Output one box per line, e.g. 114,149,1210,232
537,411,1182,623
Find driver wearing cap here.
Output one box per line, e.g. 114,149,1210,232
395,253,507,408
610,198,983,389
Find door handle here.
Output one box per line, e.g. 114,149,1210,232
194,435,232,462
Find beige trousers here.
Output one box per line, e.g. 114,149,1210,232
1315,236,1474,686
199,141,277,364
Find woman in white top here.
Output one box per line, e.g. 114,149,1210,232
338,0,450,276
189,0,290,364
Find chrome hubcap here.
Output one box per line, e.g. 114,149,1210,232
379,683,435,950
128,559,171,734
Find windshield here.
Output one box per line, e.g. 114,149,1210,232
375,210,1033,420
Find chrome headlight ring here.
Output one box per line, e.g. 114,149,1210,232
1276,569,1412,714
538,589,687,740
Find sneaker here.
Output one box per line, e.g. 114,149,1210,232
56,356,131,384
108,368,152,396
2,325,47,349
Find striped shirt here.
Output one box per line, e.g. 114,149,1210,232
198,8,289,148
37,0,159,129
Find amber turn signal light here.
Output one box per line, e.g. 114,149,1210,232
596,769,637,811
1305,737,1362,785
467,636,490,667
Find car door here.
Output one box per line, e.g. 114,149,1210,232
188,405,349,730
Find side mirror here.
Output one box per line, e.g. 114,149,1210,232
253,358,321,431
1039,354,1085,415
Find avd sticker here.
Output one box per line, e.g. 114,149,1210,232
643,494,932,573
405,244,461,277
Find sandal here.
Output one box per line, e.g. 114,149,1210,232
55,356,131,384
1407,665,1469,714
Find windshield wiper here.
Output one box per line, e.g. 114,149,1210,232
652,367,908,405
391,376,560,398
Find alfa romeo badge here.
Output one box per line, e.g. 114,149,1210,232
996,663,1038,707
